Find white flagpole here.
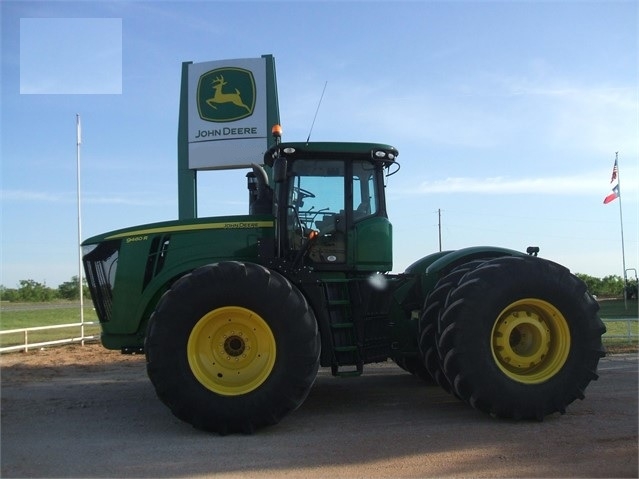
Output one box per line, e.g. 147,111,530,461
614,152,628,310
76,114,85,340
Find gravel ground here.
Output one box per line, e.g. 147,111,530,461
1,343,637,478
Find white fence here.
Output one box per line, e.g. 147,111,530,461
602,317,638,342
0,318,636,355
0,322,98,353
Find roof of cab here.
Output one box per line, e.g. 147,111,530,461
264,141,398,166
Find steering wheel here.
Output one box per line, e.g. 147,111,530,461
294,186,315,200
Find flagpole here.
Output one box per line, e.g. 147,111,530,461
76,114,85,340
614,152,628,310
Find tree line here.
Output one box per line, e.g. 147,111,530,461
0,273,636,303
0,277,90,302
575,274,637,299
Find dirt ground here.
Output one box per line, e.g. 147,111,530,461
1,343,637,478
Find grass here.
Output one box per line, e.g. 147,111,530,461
598,298,639,318
597,299,638,353
0,299,636,352
0,302,101,349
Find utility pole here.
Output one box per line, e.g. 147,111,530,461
438,208,442,252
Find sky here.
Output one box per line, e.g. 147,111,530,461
1,0,638,289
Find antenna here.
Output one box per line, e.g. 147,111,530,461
306,81,327,144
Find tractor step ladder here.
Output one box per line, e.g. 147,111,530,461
323,279,363,377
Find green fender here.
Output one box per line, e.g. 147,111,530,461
404,246,526,303
387,247,523,355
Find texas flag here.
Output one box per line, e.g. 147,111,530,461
604,184,620,204
603,158,620,204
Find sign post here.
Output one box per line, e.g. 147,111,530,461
177,54,280,219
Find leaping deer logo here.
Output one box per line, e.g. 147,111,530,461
206,75,251,113
196,67,255,122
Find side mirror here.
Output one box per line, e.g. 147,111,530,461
273,157,288,183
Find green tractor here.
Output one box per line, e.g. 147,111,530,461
83,129,605,434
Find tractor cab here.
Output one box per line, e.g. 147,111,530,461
263,139,399,272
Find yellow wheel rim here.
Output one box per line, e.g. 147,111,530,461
187,306,276,396
491,298,570,384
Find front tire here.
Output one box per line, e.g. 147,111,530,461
437,256,605,420
145,261,320,434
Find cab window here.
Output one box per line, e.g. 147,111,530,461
353,162,378,219
289,160,345,234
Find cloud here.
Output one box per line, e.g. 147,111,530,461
1,189,173,207
311,69,638,157
84,195,174,207
20,18,122,95
1,190,64,202
403,172,637,196
455,72,639,156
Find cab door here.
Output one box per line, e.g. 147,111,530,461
349,161,392,271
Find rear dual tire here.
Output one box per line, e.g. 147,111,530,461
421,256,605,419
419,260,487,393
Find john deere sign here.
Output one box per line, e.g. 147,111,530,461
181,56,279,171
178,54,280,219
